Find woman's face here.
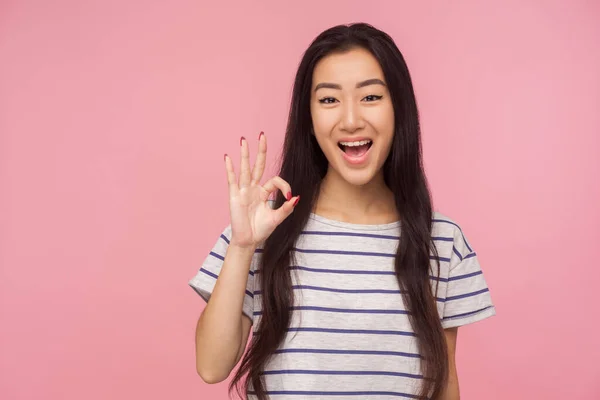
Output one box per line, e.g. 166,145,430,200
310,47,395,187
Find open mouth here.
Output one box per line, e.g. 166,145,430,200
338,139,373,158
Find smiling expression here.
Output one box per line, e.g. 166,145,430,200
310,47,395,187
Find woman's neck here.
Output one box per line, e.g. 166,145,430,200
314,167,399,225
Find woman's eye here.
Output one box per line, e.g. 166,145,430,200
319,97,337,104
363,95,383,102
319,95,382,104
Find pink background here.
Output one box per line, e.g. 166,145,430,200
1,1,599,399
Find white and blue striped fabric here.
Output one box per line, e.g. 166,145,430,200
189,212,495,399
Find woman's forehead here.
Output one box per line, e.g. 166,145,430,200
312,48,385,87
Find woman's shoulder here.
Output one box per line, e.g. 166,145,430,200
431,211,475,255
432,211,460,227
432,211,467,240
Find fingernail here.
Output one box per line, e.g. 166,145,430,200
259,131,264,140
286,192,292,201
293,196,300,206
224,153,227,161
240,136,245,146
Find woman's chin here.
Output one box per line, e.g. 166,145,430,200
338,167,379,187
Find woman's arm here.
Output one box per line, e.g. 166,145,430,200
441,327,460,400
195,244,255,383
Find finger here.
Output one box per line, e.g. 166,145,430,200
271,195,300,224
251,131,267,185
239,137,251,189
224,154,239,196
261,176,293,201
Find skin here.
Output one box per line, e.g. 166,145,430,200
196,134,298,383
310,47,398,225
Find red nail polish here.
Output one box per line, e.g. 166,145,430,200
293,196,300,206
224,153,227,161
286,192,292,200
240,136,245,146
259,131,264,140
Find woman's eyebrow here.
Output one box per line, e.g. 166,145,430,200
314,78,387,92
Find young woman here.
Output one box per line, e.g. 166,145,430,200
189,23,495,400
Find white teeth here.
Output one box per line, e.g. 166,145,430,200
339,139,372,147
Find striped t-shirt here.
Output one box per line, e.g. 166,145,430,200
189,211,495,399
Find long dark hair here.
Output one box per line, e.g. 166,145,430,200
230,22,447,400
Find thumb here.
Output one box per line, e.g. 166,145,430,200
272,195,299,224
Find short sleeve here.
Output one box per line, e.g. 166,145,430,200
188,225,256,322
440,230,496,329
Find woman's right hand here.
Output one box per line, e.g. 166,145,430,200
224,132,299,250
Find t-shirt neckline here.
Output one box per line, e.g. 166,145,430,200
308,212,401,231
